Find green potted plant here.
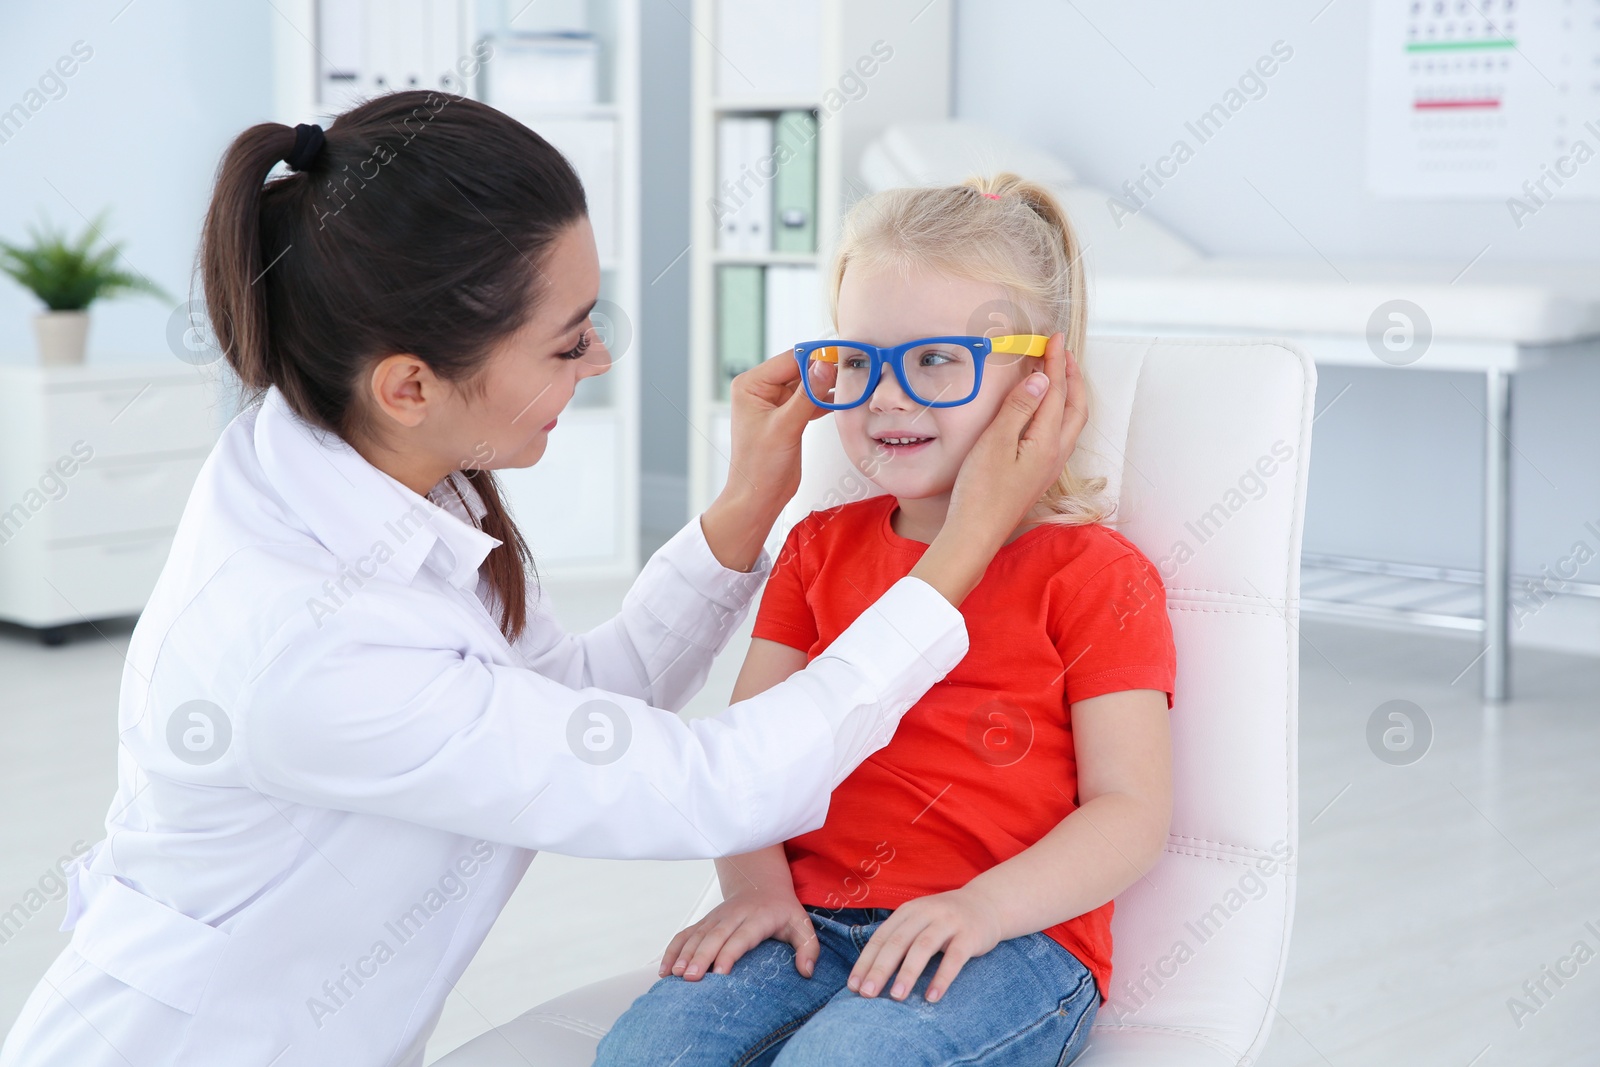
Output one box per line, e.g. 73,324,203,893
0,213,169,366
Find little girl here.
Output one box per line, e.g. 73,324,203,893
594,174,1176,1067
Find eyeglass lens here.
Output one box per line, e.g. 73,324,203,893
806,343,987,406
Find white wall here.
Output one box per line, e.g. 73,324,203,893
7,0,1599,597
0,0,274,366
953,0,1600,586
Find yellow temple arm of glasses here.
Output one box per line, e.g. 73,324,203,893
989,334,1049,356
810,335,1048,363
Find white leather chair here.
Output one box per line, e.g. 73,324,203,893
437,335,1315,1066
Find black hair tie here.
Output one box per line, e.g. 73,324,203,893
283,123,325,172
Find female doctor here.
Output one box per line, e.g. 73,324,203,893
0,91,1084,1067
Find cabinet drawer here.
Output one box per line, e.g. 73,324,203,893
40,532,175,623
50,454,207,542
46,378,217,460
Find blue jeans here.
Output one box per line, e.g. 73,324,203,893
594,905,1099,1067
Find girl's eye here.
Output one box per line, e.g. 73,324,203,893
560,329,592,360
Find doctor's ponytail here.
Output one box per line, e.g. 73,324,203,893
199,91,589,643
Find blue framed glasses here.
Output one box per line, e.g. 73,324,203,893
792,334,1049,410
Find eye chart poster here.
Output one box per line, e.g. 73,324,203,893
1367,0,1600,200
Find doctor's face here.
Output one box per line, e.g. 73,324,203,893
450,214,611,472
831,263,1035,500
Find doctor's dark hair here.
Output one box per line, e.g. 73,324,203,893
199,90,588,643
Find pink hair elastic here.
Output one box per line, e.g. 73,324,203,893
982,192,1001,199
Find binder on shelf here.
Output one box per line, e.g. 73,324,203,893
316,0,470,109
715,117,745,251
716,264,765,400
764,265,824,362
715,116,774,253
771,110,817,253
742,117,773,252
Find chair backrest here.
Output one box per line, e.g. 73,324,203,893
783,334,1314,1063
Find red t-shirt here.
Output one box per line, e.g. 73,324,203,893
750,493,1177,1004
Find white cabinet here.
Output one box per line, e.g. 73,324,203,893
495,409,620,571
0,363,220,640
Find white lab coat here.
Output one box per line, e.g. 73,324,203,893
0,384,969,1067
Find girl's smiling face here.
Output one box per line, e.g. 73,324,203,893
831,261,1036,502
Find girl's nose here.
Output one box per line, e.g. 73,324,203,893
866,368,915,411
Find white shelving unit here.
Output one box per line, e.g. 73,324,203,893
0,363,223,641
686,0,952,518
270,0,642,580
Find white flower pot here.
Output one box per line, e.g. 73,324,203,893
34,309,90,366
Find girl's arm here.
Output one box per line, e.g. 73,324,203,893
660,637,824,980
963,687,1172,932
847,688,1171,1002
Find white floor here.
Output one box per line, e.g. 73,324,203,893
0,577,1595,1065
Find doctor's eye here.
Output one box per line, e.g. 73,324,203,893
559,328,593,360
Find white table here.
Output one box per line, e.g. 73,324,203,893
1093,257,1600,702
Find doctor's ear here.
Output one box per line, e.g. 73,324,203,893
364,353,449,430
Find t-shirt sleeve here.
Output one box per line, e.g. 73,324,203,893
1049,549,1177,709
750,519,820,654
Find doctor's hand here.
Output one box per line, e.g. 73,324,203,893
700,350,833,572
847,887,1005,1004
659,886,820,981
950,332,1085,538
723,349,832,511
910,333,1087,606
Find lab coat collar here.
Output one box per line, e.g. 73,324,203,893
254,385,502,591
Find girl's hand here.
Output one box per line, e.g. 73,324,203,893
659,887,820,981
722,349,833,510
946,332,1087,550
846,887,1006,1004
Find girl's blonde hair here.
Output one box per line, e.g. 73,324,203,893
824,172,1113,526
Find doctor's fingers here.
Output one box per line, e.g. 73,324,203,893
1051,343,1089,466
731,349,799,410
736,350,829,428
1016,333,1072,448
